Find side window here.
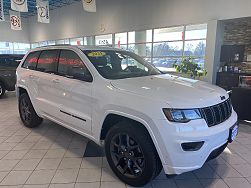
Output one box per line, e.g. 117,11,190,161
58,50,92,81
22,51,40,70
37,50,60,73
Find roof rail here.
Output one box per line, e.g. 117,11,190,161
40,44,72,47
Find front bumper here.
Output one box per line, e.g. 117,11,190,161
154,110,238,175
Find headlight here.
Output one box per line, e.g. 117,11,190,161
163,108,202,123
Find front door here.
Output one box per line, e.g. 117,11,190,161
54,50,93,134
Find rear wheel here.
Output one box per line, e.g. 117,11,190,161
0,82,6,98
19,93,43,128
105,121,162,187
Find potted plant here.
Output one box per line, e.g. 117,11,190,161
173,57,207,79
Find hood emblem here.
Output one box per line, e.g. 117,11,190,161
220,96,226,100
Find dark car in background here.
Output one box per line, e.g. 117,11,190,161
0,54,24,98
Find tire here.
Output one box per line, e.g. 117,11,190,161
0,82,6,98
105,121,162,187
19,93,43,128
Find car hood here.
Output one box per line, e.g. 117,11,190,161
110,74,228,108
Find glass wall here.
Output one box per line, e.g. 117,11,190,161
115,32,127,50
152,26,184,72
183,24,207,68
0,42,30,54
28,23,207,72
95,34,113,46
70,37,83,45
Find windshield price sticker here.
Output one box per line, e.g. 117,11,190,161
88,51,106,57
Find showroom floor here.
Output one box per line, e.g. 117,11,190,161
0,93,251,188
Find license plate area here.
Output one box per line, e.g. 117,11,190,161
228,123,238,143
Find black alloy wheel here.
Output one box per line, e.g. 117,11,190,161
20,96,32,124
105,121,162,187
110,133,145,178
19,93,43,128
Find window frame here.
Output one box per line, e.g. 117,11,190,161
36,49,61,74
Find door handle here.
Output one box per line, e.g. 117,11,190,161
52,79,60,84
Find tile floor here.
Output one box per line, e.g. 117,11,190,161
0,92,251,188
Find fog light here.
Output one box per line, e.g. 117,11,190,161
181,141,204,151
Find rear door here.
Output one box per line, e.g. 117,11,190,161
54,50,93,134
36,50,60,117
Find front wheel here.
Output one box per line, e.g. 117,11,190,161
105,121,162,187
19,93,43,128
0,82,6,98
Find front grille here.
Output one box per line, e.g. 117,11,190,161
200,99,232,127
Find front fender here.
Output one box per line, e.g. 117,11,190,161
94,106,166,168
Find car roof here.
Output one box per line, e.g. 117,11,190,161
30,45,124,52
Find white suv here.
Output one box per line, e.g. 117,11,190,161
16,45,238,187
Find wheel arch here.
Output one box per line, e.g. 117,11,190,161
99,111,165,166
16,86,28,98
16,86,41,117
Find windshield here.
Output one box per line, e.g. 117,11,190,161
83,50,161,79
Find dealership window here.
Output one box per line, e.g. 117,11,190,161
0,42,14,54
39,41,48,47
115,32,127,50
63,39,70,44
152,26,184,72
47,41,56,46
13,43,30,54
95,34,113,46
31,43,39,49
152,24,207,72
70,38,83,46
154,26,184,42
183,24,207,68
84,36,95,46
0,42,30,54
127,30,152,62
55,40,65,45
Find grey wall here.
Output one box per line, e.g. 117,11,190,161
0,19,29,43
28,0,251,42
